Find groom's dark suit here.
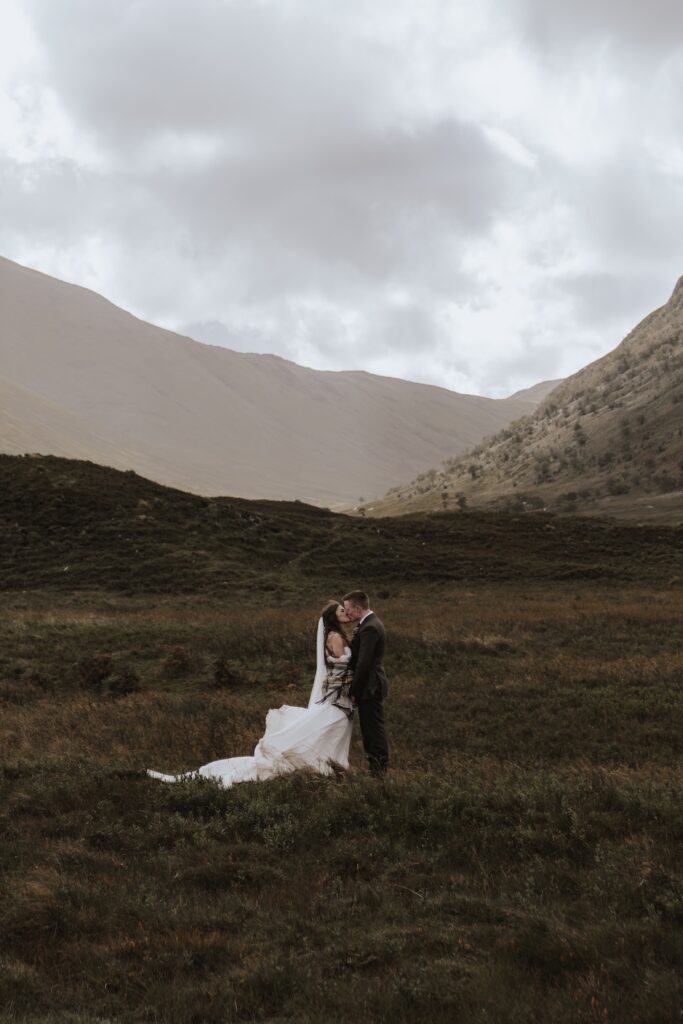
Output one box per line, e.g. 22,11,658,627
349,612,389,776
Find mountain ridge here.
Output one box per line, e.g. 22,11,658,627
371,278,683,523
0,255,541,508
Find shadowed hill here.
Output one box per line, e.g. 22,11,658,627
372,279,683,523
1,454,679,596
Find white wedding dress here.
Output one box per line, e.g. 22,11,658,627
147,619,353,787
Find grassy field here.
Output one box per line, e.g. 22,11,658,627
1,584,681,1024
1,455,681,1021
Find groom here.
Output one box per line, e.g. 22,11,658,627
343,591,389,778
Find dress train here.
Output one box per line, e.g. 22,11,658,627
147,621,352,788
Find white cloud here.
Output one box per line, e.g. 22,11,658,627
0,0,681,396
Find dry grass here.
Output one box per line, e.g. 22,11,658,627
0,585,681,1023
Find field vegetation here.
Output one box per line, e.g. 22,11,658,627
0,455,681,1022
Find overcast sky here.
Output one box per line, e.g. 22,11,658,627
1,0,682,397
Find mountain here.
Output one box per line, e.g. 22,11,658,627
0,373,142,468
371,279,683,523
508,379,564,404
0,453,678,595
0,256,538,508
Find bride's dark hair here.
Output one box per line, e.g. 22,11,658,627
321,600,343,640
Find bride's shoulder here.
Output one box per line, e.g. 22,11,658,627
326,630,346,657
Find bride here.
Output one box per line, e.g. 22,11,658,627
147,602,354,787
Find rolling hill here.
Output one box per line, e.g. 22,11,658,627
372,278,683,523
1,453,679,596
0,255,539,508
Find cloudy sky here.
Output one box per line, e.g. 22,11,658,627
1,0,682,397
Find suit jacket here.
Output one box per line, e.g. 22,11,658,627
349,612,388,702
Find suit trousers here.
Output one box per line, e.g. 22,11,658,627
357,694,389,776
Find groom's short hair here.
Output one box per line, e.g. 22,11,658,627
343,590,369,610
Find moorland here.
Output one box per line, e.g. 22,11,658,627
0,454,681,1023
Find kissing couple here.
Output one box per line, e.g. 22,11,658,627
148,590,389,787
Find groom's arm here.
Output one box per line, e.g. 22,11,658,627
349,626,380,702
